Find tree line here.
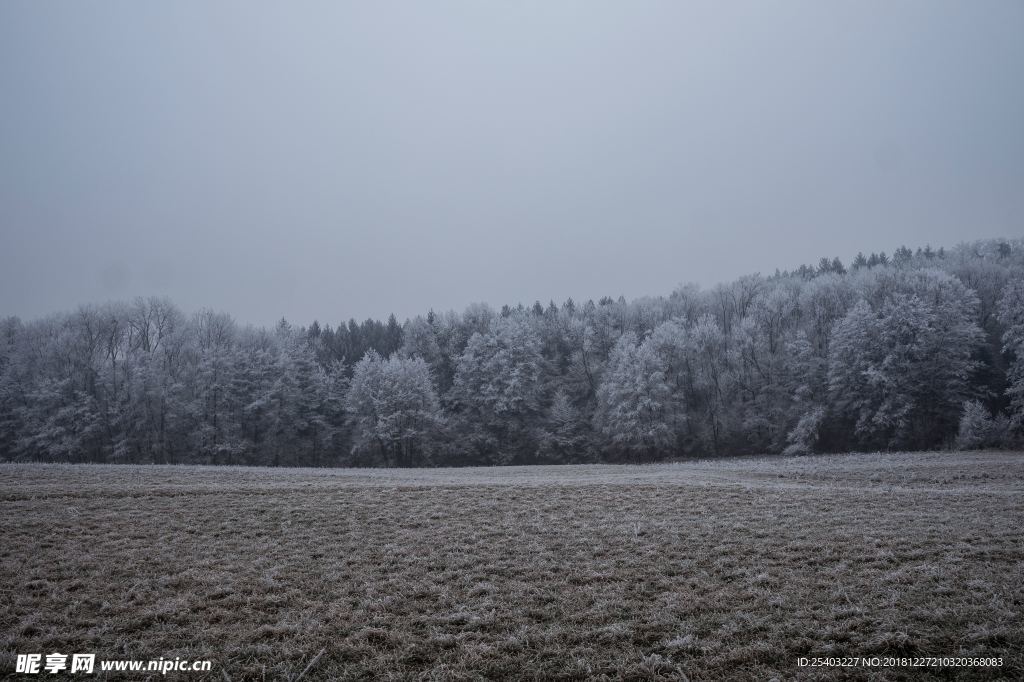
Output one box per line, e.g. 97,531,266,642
1,238,1021,467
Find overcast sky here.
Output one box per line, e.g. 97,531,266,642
1,2,1021,326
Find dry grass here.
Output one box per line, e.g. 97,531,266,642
1,451,1022,680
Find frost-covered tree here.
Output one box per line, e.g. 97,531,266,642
0,317,23,459
266,333,341,467
799,274,857,356
997,277,1024,430
686,314,733,456
563,317,602,407
829,279,984,449
730,285,801,452
536,389,589,463
345,351,442,466
783,406,825,455
450,314,544,464
17,379,104,462
594,332,674,460
186,310,244,465
955,401,1007,450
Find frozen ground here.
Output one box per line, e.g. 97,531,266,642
1,451,1021,679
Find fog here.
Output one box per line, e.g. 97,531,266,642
1,1,1021,326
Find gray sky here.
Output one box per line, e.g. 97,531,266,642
1,1,1022,327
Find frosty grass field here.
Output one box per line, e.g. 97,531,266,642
1,451,1022,680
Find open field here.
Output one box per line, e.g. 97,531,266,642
1,452,1022,680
